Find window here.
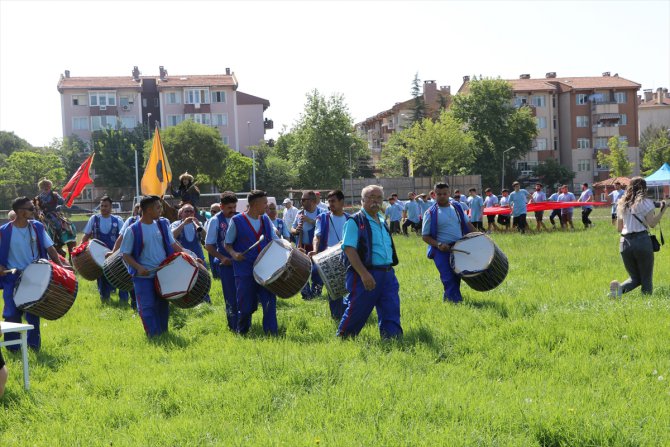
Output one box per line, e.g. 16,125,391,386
619,113,627,126
120,96,130,107
554,137,559,151
166,91,181,104
578,159,591,172
514,96,527,107
576,116,589,128
184,88,210,104
536,117,547,129
213,113,228,126
153,98,159,107
167,115,183,127
595,137,608,149
618,136,628,144
212,91,226,103
553,116,557,130
185,113,211,125
535,138,548,151
91,115,118,131
532,95,546,107
142,98,147,107
517,161,529,171
222,136,229,146
552,96,556,108
577,138,590,149
614,92,627,104
72,94,88,106
72,117,89,130
89,91,116,107
120,116,136,129
576,94,588,105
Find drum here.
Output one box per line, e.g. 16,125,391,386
253,239,311,298
450,232,508,292
102,251,134,292
155,252,211,309
13,259,78,320
312,242,347,300
71,239,109,281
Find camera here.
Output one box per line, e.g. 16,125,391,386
196,226,204,233
654,201,662,208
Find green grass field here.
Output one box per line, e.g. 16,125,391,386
1,208,669,446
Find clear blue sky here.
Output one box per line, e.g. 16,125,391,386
1,0,668,147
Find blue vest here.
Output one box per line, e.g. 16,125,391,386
316,211,349,252
341,211,398,270
0,220,49,283
214,213,233,259
231,213,274,276
296,208,323,245
175,221,205,261
126,218,174,275
93,215,122,250
275,219,286,237
426,202,469,259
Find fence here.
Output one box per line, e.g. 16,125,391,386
341,175,482,203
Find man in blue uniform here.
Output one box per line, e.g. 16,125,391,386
337,185,403,339
81,195,127,304
467,188,485,231
530,183,549,232
266,202,291,239
121,195,182,338
422,183,475,304
225,190,280,335
608,181,625,225
113,203,141,310
171,203,210,303
290,190,323,299
310,190,349,320
402,192,421,236
205,192,238,331
385,196,403,235
509,181,530,233
0,197,68,350
483,188,499,233
578,182,594,229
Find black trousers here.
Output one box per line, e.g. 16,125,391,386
402,219,420,235
582,208,593,227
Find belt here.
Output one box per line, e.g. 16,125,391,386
622,231,648,238
368,265,393,272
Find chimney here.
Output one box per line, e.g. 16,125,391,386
423,80,437,104
440,85,451,95
643,89,653,102
225,67,231,75
602,71,610,77
520,74,531,79
545,72,556,78
132,66,140,81
159,66,167,81
664,88,669,99
64,70,70,78
657,87,664,104
463,75,470,82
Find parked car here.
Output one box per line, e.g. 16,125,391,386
93,202,122,213
59,204,92,214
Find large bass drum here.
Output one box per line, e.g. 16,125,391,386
71,239,109,281
253,239,311,298
13,259,78,320
102,251,134,292
450,232,508,292
312,242,347,300
155,252,211,309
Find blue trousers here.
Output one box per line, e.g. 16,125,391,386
337,268,403,339
97,275,129,303
2,275,41,350
219,264,238,331
209,254,220,279
329,297,345,321
235,275,277,335
433,250,462,303
133,277,169,337
301,245,323,298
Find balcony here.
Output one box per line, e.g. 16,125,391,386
592,125,618,137
591,102,618,114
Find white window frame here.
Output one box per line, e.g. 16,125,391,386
222,136,229,145
578,159,591,172
595,137,608,149
618,136,628,144
185,113,211,125
576,94,588,105
167,114,183,127
72,117,89,130
576,116,589,128
89,91,116,107
91,115,118,131
213,113,228,126
532,95,546,107
536,116,547,129
577,138,590,149
184,88,210,105
619,113,627,126
166,91,181,105
72,94,88,106
120,116,136,129
212,91,226,103
614,92,627,104
535,138,547,151
514,96,527,107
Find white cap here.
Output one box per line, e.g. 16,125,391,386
283,198,291,204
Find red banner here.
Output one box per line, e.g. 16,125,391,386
483,201,608,216
62,153,95,207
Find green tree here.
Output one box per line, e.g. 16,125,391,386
597,136,633,178
451,77,537,188
640,126,670,175
216,151,252,192
45,135,90,177
378,132,410,177
410,73,426,124
93,126,146,187
0,151,66,207
535,158,576,191
0,130,32,157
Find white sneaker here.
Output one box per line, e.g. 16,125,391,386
609,280,622,298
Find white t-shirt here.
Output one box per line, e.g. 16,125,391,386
617,199,656,235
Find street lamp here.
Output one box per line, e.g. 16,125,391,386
349,142,355,206
247,121,256,190
501,146,515,192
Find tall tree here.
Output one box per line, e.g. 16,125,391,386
0,151,66,208
640,125,670,175
410,72,426,124
0,130,32,157
451,77,537,188
535,158,576,191
92,126,146,187
45,135,90,177
216,151,252,192
597,136,633,178
378,132,410,178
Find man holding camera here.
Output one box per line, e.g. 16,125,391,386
170,204,210,303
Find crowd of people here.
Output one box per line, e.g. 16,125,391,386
0,175,666,397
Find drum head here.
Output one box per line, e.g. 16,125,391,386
88,239,109,267
253,240,291,285
451,233,495,276
156,254,198,299
312,241,342,265
14,262,51,307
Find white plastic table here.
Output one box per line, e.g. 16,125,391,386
0,321,34,390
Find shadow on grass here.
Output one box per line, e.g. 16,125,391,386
148,331,190,349
465,298,511,319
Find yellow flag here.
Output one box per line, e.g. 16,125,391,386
141,125,172,196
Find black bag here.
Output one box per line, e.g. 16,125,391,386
633,214,664,252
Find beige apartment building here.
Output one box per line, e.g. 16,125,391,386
638,87,670,136
57,66,271,157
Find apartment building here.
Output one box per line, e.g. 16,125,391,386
458,72,641,189
638,87,670,135
355,80,451,172
57,66,272,156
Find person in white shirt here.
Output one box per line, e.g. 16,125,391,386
315,191,330,211
609,177,667,297
282,198,298,230
608,181,625,225
530,183,549,232
483,188,499,233
578,182,595,229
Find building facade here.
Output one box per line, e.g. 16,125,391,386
638,87,670,136
57,66,271,156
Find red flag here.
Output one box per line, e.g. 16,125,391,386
62,153,95,207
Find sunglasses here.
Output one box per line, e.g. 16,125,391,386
182,209,195,213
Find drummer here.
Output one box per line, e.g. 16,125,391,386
81,196,127,304
224,190,280,335
310,190,349,320
290,190,324,300
337,185,403,339
112,203,141,310
171,204,210,303
0,196,67,351
421,183,475,304
265,202,291,239
205,192,238,331
120,195,183,338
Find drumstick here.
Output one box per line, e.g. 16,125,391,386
450,248,471,255
0,268,18,275
240,234,265,256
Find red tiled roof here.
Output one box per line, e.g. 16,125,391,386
156,74,237,89
237,91,270,110
57,76,142,91
639,98,670,107
507,79,557,92
552,76,640,90
593,176,630,187
458,75,642,95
